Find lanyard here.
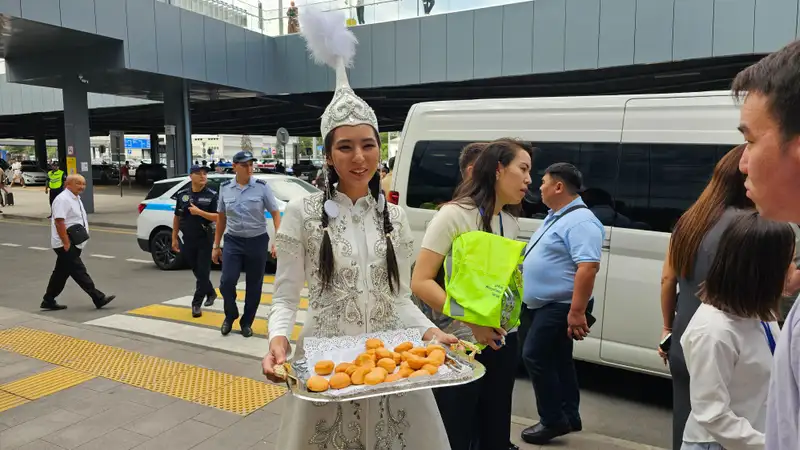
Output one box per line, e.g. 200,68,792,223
761,321,776,355
478,207,503,237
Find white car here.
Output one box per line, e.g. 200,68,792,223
20,162,47,185
136,173,318,270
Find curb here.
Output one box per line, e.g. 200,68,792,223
0,213,137,231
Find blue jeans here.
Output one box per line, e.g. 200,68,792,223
522,302,591,428
219,233,269,328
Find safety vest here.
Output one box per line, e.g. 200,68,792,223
442,230,526,346
47,170,64,189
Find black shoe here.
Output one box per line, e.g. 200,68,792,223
221,320,232,336
521,422,571,445
508,444,519,450
204,292,217,307
40,300,67,311
241,326,253,338
569,418,583,432
94,295,115,309
192,305,202,318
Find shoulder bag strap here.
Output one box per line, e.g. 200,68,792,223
523,205,587,260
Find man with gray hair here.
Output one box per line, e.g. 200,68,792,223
41,174,115,310
732,39,800,449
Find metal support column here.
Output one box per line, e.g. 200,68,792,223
56,123,67,171
163,80,192,178
62,77,94,213
34,131,47,170
149,132,160,162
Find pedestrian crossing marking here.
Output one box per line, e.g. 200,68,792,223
218,289,310,310
162,296,308,324
126,304,303,341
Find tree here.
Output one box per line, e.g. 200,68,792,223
240,135,253,152
379,132,390,161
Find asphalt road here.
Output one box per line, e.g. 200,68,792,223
0,218,672,448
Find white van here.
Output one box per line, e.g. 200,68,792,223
388,91,743,378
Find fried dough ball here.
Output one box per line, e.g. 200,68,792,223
329,372,352,390
377,358,397,374
355,353,375,367
314,360,335,376
403,353,427,370
391,352,402,365
345,364,359,376
422,364,439,375
375,347,392,360
409,369,429,378
426,344,446,356
427,349,446,366
351,367,370,385
385,372,403,383
365,368,387,385
398,366,414,378
409,347,428,357
394,342,413,353
307,375,329,392
335,362,354,374
366,338,384,350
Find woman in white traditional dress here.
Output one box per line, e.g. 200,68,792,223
261,8,458,450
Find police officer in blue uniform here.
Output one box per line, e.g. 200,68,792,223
212,151,281,337
172,165,219,318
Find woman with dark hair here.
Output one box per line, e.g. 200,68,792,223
680,211,792,450
659,145,754,449
411,138,533,450
261,10,456,449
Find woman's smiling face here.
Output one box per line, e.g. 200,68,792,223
327,124,380,191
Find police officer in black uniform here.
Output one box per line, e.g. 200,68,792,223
172,164,219,318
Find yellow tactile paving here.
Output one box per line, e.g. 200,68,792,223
0,367,95,400
0,327,286,415
126,304,303,341
195,376,286,415
215,289,310,310
0,391,28,413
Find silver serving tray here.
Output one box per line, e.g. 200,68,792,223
280,329,485,403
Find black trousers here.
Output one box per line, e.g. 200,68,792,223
434,332,518,450
181,236,214,307
521,303,582,428
44,246,105,305
48,187,63,206
423,0,435,14
356,6,365,24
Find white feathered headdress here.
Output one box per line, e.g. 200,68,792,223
299,8,379,138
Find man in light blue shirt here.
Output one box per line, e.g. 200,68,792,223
212,151,281,338
520,163,604,446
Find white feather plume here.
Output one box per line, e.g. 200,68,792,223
299,8,358,69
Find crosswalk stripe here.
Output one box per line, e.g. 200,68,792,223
218,289,310,310
85,315,271,358
162,296,308,324
126,304,303,341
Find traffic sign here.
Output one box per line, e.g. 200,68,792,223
261,149,268,156
124,138,150,150
126,149,133,155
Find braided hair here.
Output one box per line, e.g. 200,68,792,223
318,128,400,294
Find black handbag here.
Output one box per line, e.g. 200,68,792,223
66,200,90,246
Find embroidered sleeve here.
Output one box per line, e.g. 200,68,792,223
269,198,306,342
392,206,435,334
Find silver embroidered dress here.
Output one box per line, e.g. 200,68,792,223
269,191,451,450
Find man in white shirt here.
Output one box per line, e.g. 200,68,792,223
41,174,115,310
732,40,800,450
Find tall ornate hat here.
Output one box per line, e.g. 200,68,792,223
299,8,379,138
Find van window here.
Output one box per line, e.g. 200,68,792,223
614,144,734,232
406,141,470,209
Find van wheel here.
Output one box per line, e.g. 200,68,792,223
151,230,183,270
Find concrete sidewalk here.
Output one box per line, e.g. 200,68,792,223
0,185,146,229
0,307,666,450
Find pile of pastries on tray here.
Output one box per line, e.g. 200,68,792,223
306,338,449,393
